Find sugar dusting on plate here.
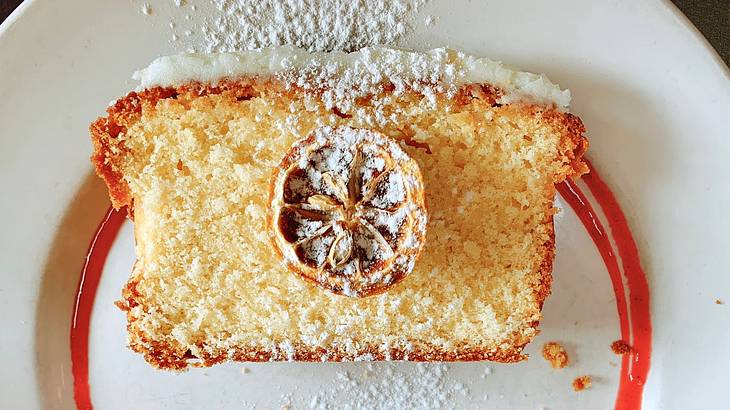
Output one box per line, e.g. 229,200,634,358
203,0,427,53
155,0,427,53
305,364,468,410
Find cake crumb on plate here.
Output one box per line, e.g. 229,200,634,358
542,342,569,369
610,339,632,355
572,375,592,392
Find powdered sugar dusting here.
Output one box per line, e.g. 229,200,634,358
368,171,407,210
294,216,324,239
364,208,408,239
301,232,334,267
133,1,571,109
305,364,469,410
274,47,465,114
202,0,427,53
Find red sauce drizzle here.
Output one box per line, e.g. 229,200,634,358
71,161,651,410
557,159,652,410
70,207,126,410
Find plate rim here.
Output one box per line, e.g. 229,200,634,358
1,0,729,408
659,0,730,78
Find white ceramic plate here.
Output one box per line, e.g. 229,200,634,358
1,1,728,409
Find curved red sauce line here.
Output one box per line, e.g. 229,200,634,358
70,164,651,410
581,160,652,408
557,160,652,410
70,207,126,410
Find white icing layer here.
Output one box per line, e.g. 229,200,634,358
133,46,571,108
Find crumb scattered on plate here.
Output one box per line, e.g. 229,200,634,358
542,342,569,369
572,375,592,392
610,339,632,355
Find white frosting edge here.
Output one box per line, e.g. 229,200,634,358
133,46,571,108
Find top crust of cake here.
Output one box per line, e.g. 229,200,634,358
91,48,587,370
134,46,572,109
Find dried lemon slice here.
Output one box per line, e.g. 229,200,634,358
268,126,427,297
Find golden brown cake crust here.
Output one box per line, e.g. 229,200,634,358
94,78,588,370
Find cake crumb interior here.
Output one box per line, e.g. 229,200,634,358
99,80,586,367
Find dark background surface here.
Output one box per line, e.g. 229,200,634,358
0,0,728,65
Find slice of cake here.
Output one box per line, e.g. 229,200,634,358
90,46,587,370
